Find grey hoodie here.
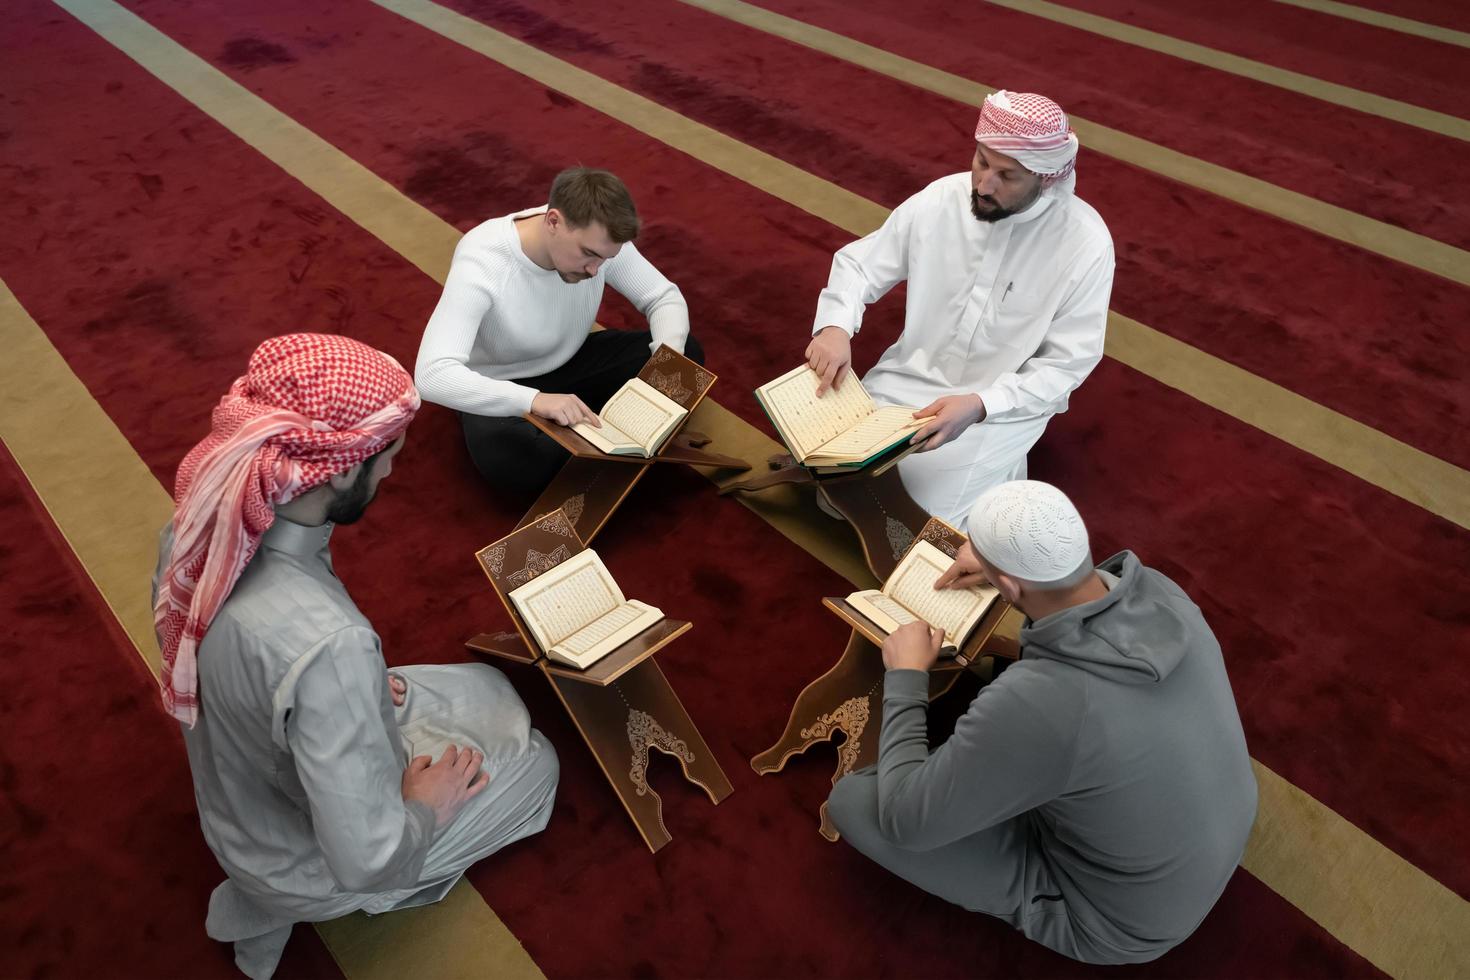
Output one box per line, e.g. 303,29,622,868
876,551,1258,962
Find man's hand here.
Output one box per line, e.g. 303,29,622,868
389,673,407,707
933,542,991,591
804,326,852,397
911,394,985,451
881,621,945,672
531,392,600,428
402,745,489,830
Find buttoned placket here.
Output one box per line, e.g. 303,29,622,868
940,220,1014,383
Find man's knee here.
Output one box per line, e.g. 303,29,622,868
460,414,565,495
683,334,705,366
525,730,560,805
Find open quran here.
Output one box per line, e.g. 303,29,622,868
508,548,664,669
755,365,924,471
846,538,1000,648
571,344,715,457
573,378,687,457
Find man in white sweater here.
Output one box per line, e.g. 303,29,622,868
416,167,700,494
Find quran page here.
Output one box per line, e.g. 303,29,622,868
550,599,664,667
809,405,924,462
574,420,641,455
846,589,919,635
509,550,624,652
573,378,687,455
599,379,685,451
755,365,874,461
885,540,999,644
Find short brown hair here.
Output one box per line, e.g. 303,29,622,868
548,167,640,243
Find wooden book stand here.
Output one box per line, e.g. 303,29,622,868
465,508,733,853
517,345,749,544
750,509,1025,841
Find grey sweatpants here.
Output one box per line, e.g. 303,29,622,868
828,769,1088,962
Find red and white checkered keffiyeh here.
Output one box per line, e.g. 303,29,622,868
974,90,1080,193
154,333,419,726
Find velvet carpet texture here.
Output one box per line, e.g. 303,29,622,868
2,0,1466,977
0,444,340,980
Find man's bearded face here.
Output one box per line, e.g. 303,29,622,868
970,144,1044,223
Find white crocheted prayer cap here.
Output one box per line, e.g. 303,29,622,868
967,480,1090,583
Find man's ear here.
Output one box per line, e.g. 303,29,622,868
328,463,362,493
544,208,562,232
994,571,1023,605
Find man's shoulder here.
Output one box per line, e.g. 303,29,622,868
985,657,1090,713
210,554,373,652
1052,194,1113,252
453,209,552,282
454,214,518,265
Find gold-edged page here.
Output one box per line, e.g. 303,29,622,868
574,418,640,454
756,365,873,461
810,405,923,462
554,599,664,664
598,378,686,452
509,549,625,650
886,540,998,644
846,588,919,634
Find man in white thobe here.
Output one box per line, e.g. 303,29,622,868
152,334,557,978
806,91,1115,528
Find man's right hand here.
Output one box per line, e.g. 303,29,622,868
402,745,489,830
805,326,852,397
934,542,991,591
531,392,600,428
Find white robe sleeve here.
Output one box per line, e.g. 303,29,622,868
284,627,436,895
604,241,691,354
812,192,923,337
415,239,540,417
976,244,1114,424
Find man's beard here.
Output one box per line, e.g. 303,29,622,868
325,465,376,525
971,186,1040,223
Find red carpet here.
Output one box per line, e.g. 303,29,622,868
1059,0,1470,114
0,443,340,980
104,0,1470,474
2,0,1466,976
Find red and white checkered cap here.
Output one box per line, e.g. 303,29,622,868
974,90,1079,188
154,333,420,725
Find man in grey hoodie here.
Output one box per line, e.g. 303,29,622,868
827,480,1257,964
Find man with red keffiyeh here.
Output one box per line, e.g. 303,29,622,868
805,90,1115,530
152,334,558,979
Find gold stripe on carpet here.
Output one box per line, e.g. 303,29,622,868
1105,311,1470,527
40,1,1470,975
679,0,1470,289
399,0,1463,532
1274,0,1470,48
1247,761,1470,979
0,276,545,980
984,0,1470,142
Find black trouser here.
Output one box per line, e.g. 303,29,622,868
461,330,705,497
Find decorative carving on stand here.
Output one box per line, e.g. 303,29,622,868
800,696,872,781
885,516,915,562
482,543,506,577
506,545,571,588
628,708,696,796
560,492,586,526
919,521,960,557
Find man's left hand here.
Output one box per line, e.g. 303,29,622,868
882,622,946,672
911,394,986,451
389,673,408,707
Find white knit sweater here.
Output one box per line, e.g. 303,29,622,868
415,206,690,417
